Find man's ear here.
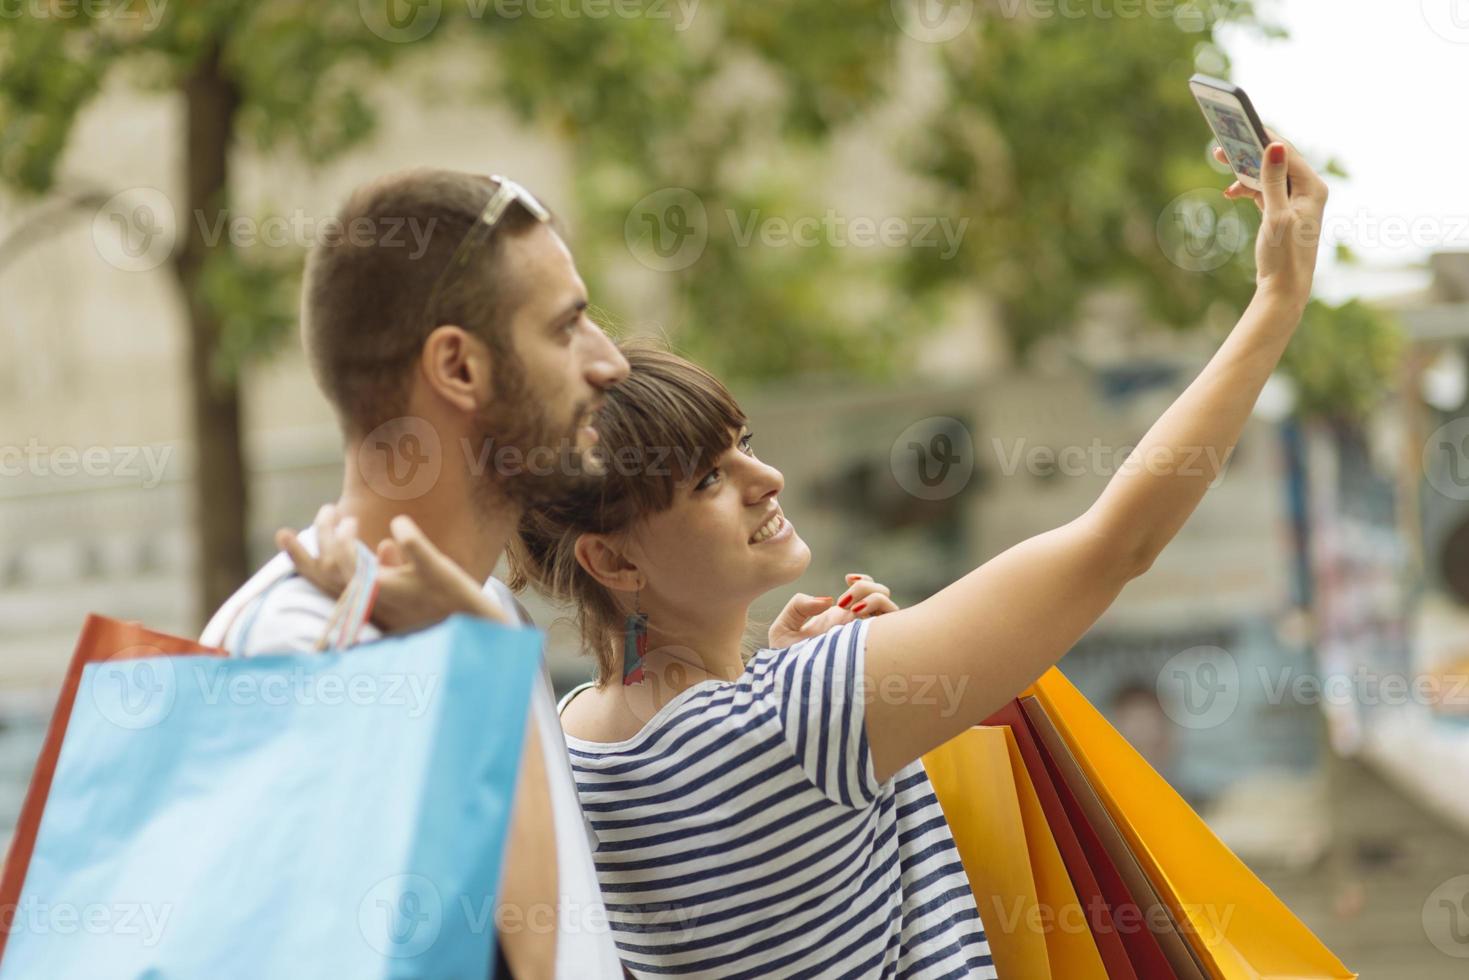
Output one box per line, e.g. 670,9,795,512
574,533,643,593
419,325,494,415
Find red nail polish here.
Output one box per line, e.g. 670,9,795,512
852,603,867,614
1268,143,1285,165
838,595,852,608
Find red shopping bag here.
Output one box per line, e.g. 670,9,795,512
1019,697,1208,979
0,615,223,964
985,700,1143,978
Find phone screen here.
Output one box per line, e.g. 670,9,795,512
1197,98,1265,184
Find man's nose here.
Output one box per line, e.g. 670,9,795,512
586,324,629,389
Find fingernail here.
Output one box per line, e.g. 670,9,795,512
852,603,867,614
816,596,833,602
838,595,853,609
1268,143,1285,165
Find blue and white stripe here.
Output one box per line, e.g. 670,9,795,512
565,619,997,978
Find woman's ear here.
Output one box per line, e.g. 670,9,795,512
574,533,643,593
419,325,493,415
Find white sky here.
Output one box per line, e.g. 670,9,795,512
1218,0,1469,301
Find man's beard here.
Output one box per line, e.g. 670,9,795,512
467,354,605,513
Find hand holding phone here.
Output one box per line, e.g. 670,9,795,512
1188,75,1328,311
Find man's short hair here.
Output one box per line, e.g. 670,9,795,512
301,168,552,436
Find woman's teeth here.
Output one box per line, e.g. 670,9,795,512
750,514,784,544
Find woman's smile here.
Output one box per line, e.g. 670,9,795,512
749,510,793,546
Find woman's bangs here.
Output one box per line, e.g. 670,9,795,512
603,346,747,513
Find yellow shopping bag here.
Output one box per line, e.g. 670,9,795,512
1025,668,1356,980
923,727,1108,980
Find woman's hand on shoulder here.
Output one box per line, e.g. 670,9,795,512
278,508,513,633
768,573,898,649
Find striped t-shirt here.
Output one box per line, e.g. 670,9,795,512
563,619,998,978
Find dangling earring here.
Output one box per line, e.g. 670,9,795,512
623,588,649,686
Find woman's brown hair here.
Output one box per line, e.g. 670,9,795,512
505,339,747,685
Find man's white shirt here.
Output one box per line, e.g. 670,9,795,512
199,527,623,979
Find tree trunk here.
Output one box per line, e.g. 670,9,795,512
175,39,248,626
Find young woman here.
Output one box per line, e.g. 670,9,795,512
292,140,1327,978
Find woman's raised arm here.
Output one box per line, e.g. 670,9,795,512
864,137,1329,784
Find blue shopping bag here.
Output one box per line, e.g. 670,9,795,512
0,614,541,980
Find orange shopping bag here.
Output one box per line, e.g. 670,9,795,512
1026,668,1356,980
924,726,1109,979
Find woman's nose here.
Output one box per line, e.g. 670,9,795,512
745,459,784,504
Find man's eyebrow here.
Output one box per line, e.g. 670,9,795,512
550,297,589,323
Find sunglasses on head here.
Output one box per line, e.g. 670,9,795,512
421,175,551,329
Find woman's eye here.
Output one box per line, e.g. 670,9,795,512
694,433,752,492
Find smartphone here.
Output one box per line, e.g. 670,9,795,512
1189,74,1273,192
